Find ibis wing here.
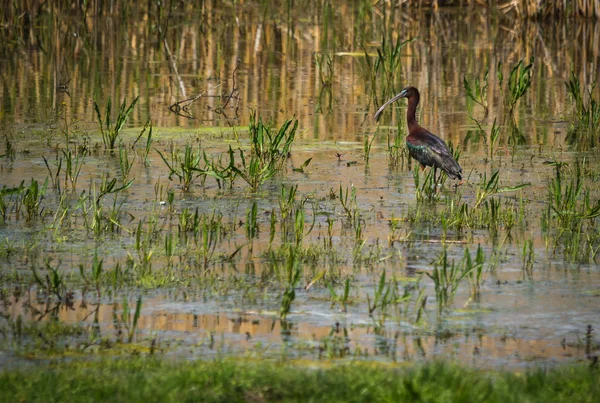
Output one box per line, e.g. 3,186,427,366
407,129,462,179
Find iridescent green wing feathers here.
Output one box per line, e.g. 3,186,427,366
407,129,462,180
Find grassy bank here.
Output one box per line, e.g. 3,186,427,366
0,358,598,402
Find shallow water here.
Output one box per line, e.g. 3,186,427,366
0,2,599,369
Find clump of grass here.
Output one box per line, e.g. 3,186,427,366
231,112,301,191
544,160,600,262
157,144,204,192
94,96,139,150
201,148,236,189
0,184,22,223
22,177,48,221
79,173,133,236
565,72,600,149
427,246,485,312
414,167,438,203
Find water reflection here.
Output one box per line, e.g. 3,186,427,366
3,289,593,368
1,3,599,146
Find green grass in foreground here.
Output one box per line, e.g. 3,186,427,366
0,358,597,402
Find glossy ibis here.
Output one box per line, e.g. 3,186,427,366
374,86,462,184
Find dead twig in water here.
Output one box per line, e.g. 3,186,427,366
169,92,205,120
169,59,241,121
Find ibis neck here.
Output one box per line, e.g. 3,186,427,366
406,93,420,132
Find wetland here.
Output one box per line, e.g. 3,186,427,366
0,0,599,389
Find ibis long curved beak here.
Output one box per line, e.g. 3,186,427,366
374,89,408,121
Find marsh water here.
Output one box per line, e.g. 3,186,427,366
1,2,599,369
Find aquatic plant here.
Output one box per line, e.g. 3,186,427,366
466,245,486,297
63,148,85,190
522,239,534,274
294,208,305,246
94,96,139,150
364,133,377,166
427,247,484,311
501,58,534,116
465,116,500,161
32,259,67,302
246,201,259,242
316,85,333,115
544,160,600,262
338,184,358,220
386,121,407,169
474,170,529,209
78,173,133,236
157,144,204,192
132,220,155,276
118,144,135,184
164,232,174,267
280,246,301,320
279,184,297,221
132,119,154,166
1,131,16,162
231,112,300,191
197,211,223,269
464,66,489,115
414,166,438,203
22,177,48,221
113,296,143,343
365,33,415,102
328,278,351,312
79,250,104,297
315,52,334,88
201,148,236,189
42,155,61,192
565,72,600,149
0,184,20,222
547,162,600,229
367,270,392,316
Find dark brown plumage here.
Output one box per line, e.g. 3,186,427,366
374,86,462,183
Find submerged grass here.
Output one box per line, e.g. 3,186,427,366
0,357,598,402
